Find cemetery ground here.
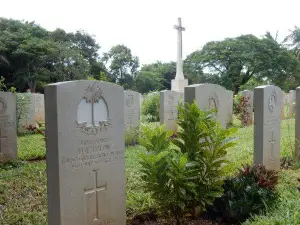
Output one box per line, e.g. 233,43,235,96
0,120,300,225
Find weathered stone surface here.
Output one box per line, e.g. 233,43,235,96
124,91,141,129
45,81,126,225
281,91,288,119
24,94,36,127
287,90,296,118
226,90,233,126
160,90,183,132
184,83,228,128
254,85,281,171
34,93,45,122
0,91,17,163
295,87,300,162
240,90,254,125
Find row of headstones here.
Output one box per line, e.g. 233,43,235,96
160,84,234,130
0,91,141,130
0,89,141,163
238,90,296,126
44,81,298,224
160,84,284,171
161,87,297,130
0,81,298,224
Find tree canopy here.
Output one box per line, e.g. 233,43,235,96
187,34,300,93
1,17,300,94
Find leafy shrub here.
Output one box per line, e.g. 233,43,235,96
210,164,279,224
233,94,251,126
23,121,45,140
138,123,172,153
173,102,237,216
141,92,160,122
125,126,139,146
16,93,30,132
139,102,236,224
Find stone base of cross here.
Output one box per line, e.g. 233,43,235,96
171,78,188,92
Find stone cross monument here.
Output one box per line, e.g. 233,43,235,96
171,18,188,92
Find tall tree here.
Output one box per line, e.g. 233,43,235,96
191,34,299,93
0,18,100,92
140,61,176,90
102,45,139,86
284,26,300,58
134,70,164,93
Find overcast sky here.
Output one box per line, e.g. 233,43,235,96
1,0,299,65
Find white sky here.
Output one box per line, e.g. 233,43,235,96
0,0,299,65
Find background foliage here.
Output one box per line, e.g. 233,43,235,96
2,18,300,93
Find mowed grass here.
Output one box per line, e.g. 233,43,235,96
0,120,299,224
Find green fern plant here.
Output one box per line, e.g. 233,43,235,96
173,102,237,216
138,123,172,153
138,102,237,224
139,150,197,225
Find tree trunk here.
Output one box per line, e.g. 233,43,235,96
234,85,240,95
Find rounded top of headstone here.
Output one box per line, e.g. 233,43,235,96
186,83,226,91
45,80,124,92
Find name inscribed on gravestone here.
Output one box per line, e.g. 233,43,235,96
167,95,177,121
61,138,124,169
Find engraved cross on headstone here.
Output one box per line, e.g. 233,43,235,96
84,169,107,224
0,127,7,153
269,131,275,160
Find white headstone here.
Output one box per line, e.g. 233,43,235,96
45,81,126,225
34,93,45,122
286,90,296,118
254,85,281,171
226,90,233,126
0,91,17,162
160,90,183,132
124,90,141,129
184,83,228,128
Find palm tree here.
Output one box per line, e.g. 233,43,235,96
283,26,300,59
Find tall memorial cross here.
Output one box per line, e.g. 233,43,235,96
171,18,188,92
174,18,185,80
84,169,107,223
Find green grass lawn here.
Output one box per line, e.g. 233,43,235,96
0,120,299,224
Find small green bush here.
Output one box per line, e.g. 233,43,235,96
16,93,30,132
141,92,160,122
125,126,139,147
139,102,236,225
210,164,279,224
138,123,172,153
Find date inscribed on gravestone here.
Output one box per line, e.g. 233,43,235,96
61,138,124,169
